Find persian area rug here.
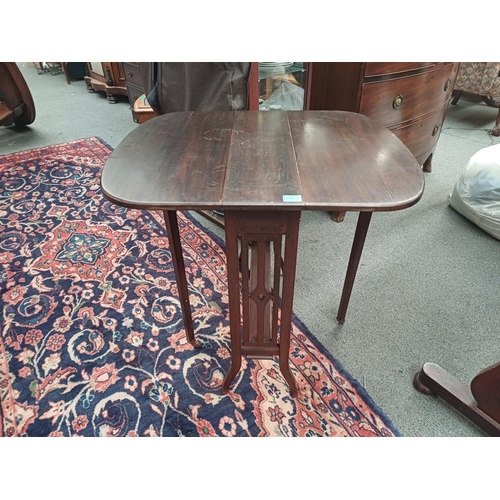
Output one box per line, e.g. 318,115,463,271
0,137,400,437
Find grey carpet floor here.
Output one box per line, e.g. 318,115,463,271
2,63,499,437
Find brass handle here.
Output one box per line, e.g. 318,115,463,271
393,94,403,109
432,125,439,136
444,78,452,91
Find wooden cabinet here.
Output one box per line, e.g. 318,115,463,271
122,62,144,120
84,62,128,103
308,62,460,172
122,62,157,124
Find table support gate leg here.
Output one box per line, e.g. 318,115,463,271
162,210,199,347
336,211,372,324
222,210,300,396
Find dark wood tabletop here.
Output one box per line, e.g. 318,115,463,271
101,110,424,212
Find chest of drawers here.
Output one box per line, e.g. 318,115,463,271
309,62,460,172
122,62,145,123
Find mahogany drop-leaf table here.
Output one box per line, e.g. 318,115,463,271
101,110,424,396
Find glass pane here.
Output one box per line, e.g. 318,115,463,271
258,62,308,111
89,62,104,76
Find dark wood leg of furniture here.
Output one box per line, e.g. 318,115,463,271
493,107,500,137
336,211,372,324
330,211,346,223
162,210,199,347
451,90,463,105
222,210,300,396
414,362,500,436
196,210,225,229
277,212,300,397
222,211,242,394
481,95,500,107
422,153,433,173
480,96,500,137
61,63,71,85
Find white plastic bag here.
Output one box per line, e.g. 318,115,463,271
449,143,500,240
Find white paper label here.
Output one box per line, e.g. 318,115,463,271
282,194,302,203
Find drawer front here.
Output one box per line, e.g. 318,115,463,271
359,62,459,127
365,62,436,77
389,103,449,162
127,84,145,106
123,62,144,89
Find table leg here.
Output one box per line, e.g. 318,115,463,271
330,211,346,223
493,107,500,137
336,211,372,324
222,210,300,396
61,63,71,85
222,211,242,394
162,210,199,347
278,213,300,396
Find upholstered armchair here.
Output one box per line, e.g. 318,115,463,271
452,62,500,137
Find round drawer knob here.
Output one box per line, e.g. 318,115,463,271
128,71,134,77
393,94,403,109
444,78,452,91
432,125,439,136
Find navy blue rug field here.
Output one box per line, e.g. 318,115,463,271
0,137,400,436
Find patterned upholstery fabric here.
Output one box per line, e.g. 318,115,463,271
454,62,500,96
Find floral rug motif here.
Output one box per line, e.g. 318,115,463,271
0,137,400,437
